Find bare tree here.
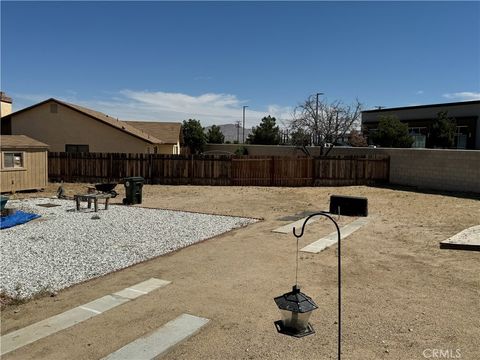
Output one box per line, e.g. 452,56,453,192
291,95,363,155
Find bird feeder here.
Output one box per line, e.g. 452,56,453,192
274,284,317,337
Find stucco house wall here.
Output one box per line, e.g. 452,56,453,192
126,121,182,155
0,92,13,117
9,101,152,153
156,144,179,154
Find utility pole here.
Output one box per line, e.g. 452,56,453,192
315,92,324,146
242,105,248,143
235,121,240,143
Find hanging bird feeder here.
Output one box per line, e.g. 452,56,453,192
274,284,317,337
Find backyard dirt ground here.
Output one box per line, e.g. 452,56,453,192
2,183,479,360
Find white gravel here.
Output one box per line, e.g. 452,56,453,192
0,198,257,299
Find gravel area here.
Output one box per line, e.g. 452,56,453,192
0,198,257,299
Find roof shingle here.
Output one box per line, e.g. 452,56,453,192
1,135,49,149
126,121,182,144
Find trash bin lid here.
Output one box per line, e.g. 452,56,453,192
123,177,145,182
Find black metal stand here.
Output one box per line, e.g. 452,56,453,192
293,212,342,360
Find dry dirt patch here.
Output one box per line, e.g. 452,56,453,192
2,184,479,360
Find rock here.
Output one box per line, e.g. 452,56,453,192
0,198,257,299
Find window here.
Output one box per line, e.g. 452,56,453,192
367,129,377,145
455,126,468,149
3,152,23,168
65,144,89,153
409,127,427,148
50,103,58,113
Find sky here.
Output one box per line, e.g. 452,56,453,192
1,1,479,128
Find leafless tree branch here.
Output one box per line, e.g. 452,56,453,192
291,96,363,155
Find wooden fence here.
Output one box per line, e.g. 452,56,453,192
48,152,389,186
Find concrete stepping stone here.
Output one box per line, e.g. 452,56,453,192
301,218,369,253
272,216,321,234
101,313,210,360
0,278,170,356
440,225,480,251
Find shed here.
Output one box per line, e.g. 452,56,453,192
1,135,49,192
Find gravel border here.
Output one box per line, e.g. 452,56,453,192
0,198,257,299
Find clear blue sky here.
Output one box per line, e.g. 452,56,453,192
1,1,479,127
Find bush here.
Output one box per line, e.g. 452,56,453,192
234,146,249,155
370,115,413,148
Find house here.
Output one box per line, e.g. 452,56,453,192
1,92,12,117
1,135,49,192
1,98,183,154
362,100,480,149
126,121,182,154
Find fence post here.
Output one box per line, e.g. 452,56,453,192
310,157,315,186
270,156,275,186
190,154,194,185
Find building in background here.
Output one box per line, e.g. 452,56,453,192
1,92,13,117
362,100,480,149
126,121,182,155
1,98,182,154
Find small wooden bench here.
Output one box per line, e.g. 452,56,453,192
74,193,111,212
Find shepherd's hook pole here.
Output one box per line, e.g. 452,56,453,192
293,212,341,360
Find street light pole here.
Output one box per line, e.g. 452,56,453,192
236,120,240,144
315,93,324,146
242,105,248,143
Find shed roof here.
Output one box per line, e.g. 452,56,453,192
126,121,182,144
1,135,49,149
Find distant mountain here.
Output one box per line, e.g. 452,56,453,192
204,123,252,143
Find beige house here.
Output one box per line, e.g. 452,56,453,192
1,135,49,193
126,121,182,154
1,98,182,154
1,92,12,117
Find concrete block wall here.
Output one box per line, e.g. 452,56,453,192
205,144,480,193
395,150,478,192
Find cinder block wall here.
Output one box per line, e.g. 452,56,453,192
205,144,480,193
390,150,478,193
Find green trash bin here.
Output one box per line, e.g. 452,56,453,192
122,177,144,205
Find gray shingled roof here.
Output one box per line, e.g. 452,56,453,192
1,135,49,149
126,121,182,144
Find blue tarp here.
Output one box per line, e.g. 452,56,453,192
0,210,40,230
